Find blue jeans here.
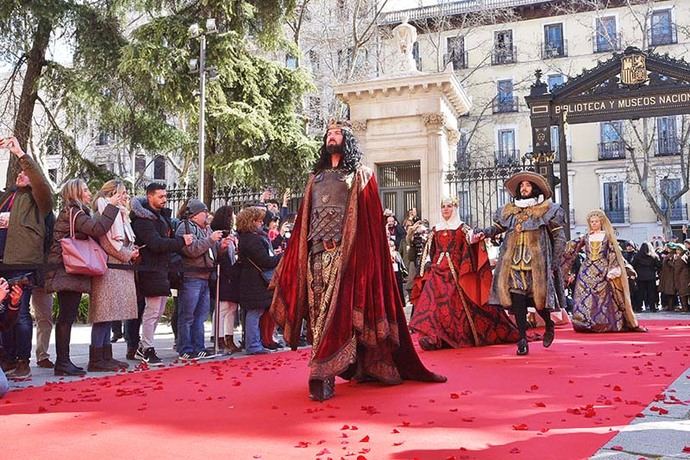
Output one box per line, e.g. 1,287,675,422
244,308,265,353
91,322,111,347
0,367,8,397
0,283,33,361
176,278,210,354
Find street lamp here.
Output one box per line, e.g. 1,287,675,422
188,18,218,203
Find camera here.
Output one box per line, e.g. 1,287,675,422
221,230,231,238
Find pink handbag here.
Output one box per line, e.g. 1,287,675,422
60,208,108,276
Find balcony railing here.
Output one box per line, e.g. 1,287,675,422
598,141,626,160
649,23,677,46
593,34,622,53
494,149,521,166
656,136,680,156
661,203,688,222
604,207,629,224
492,96,519,113
444,51,468,70
491,46,517,65
541,40,567,59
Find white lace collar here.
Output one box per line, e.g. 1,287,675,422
514,194,545,208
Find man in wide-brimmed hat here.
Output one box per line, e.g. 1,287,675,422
474,170,567,356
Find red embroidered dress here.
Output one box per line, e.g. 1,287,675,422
410,227,520,349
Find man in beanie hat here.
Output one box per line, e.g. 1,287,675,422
474,171,567,356
270,120,445,402
175,199,227,360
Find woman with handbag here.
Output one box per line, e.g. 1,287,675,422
236,206,282,355
88,180,139,371
210,206,241,354
45,178,123,376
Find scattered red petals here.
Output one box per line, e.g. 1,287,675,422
316,448,330,455
450,393,460,399
37,406,47,413
509,448,521,454
294,441,310,448
682,446,690,453
359,435,370,442
391,429,400,434
534,402,546,408
611,445,624,451
512,423,528,431
613,385,623,391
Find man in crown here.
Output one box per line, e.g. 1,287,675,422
271,120,446,401
476,171,567,356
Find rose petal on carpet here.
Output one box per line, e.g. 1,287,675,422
1,320,688,459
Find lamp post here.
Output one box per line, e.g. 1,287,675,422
189,19,217,204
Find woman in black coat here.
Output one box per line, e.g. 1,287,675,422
236,206,282,354
632,242,662,312
210,206,241,353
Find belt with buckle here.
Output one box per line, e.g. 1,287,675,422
311,240,340,254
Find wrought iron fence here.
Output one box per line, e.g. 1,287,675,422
491,46,517,65
541,39,568,59
444,160,535,229
164,186,302,218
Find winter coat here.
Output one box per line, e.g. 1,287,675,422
631,252,661,282
673,255,690,296
238,230,282,310
0,154,53,265
45,202,118,294
130,197,185,297
218,235,239,302
659,255,676,295
175,219,217,280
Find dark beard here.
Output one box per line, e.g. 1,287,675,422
326,143,342,155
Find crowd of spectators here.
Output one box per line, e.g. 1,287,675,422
0,136,297,388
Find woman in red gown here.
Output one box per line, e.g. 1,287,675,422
410,197,520,349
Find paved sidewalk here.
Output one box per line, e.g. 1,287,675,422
7,322,253,390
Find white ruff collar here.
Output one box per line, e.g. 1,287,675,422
436,213,463,231
514,194,545,208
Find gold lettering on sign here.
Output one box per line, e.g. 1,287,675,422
552,91,690,116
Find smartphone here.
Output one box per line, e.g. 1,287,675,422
6,273,33,288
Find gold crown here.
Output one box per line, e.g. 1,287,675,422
327,119,352,131
441,196,459,206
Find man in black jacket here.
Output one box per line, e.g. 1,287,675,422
130,183,192,365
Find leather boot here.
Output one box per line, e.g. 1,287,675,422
103,344,129,370
226,335,241,353
309,377,335,402
538,309,555,348
511,294,529,356
87,346,119,372
217,336,227,353
54,322,86,376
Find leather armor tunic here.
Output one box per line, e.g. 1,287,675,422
308,169,349,243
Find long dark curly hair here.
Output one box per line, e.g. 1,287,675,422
312,128,363,174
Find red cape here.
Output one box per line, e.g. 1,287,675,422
271,168,444,383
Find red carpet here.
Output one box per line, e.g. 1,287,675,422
1,320,689,460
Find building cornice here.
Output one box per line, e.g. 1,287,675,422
334,69,472,118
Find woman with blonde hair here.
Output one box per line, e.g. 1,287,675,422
568,209,646,332
45,178,123,375
236,206,282,354
88,180,139,371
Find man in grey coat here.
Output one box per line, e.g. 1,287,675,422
476,171,567,356
175,199,225,360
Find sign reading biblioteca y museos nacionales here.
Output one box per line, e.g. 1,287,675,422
526,47,690,153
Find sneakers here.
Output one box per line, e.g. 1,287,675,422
8,359,31,381
136,346,163,366
179,352,196,361
195,349,215,360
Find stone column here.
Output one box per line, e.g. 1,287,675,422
422,112,447,222
351,119,368,153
